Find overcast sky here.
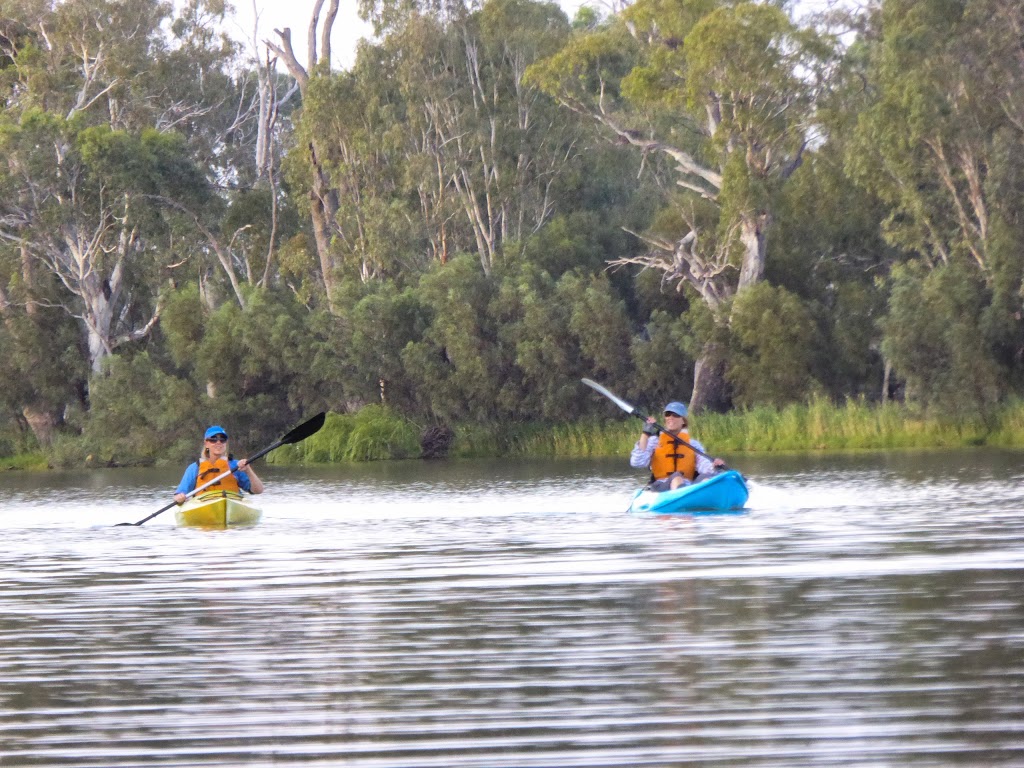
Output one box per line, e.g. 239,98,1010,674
219,0,844,73
224,0,594,69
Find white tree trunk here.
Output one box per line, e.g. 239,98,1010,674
738,212,770,291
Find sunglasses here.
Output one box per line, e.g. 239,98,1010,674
206,435,228,443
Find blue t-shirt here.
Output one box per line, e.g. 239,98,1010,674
175,460,252,495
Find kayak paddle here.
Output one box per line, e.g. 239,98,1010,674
581,378,730,469
116,411,327,527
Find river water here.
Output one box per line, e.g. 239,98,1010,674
1,450,1023,767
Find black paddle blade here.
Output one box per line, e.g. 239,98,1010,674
281,411,326,445
245,412,328,464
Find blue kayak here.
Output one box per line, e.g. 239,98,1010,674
628,470,749,514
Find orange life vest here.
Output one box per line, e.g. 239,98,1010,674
649,430,697,481
197,458,240,493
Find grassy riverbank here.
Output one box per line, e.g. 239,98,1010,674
4,398,1023,470
274,398,1024,463
0,452,49,471
695,398,1024,453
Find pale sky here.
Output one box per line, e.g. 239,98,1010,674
224,0,373,69
225,0,594,70
212,0,836,70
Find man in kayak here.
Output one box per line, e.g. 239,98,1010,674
173,425,265,504
630,401,725,491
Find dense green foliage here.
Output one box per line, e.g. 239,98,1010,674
1,0,1022,466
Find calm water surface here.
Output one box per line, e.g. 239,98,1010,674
1,451,1023,767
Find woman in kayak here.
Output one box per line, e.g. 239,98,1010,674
173,425,265,504
630,401,724,491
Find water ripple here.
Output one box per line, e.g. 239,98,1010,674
1,453,1023,766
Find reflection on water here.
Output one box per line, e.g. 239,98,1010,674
1,451,1023,766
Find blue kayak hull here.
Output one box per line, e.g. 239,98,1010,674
628,470,749,514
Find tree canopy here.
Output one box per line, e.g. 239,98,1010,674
1,0,1022,461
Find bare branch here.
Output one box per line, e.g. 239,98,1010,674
554,97,723,198
144,195,247,308
266,28,308,90
321,0,340,70
308,0,326,71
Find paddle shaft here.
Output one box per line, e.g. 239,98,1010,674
118,412,326,527
125,467,239,526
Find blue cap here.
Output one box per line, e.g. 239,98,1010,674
204,425,228,439
663,401,688,417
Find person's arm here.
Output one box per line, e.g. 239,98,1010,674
173,463,199,504
234,459,265,495
690,439,725,476
692,442,714,476
630,432,658,468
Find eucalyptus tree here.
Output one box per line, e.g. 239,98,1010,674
294,52,420,283
528,0,839,410
0,116,208,373
422,0,578,277
0,0,251,375
291,0,581,286
0,0,291,451
847,0,1023,274
265,0,344,309
160,0,300,309
0,265,87,447
847,0,1024,409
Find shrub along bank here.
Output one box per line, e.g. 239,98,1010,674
3,398,1023,471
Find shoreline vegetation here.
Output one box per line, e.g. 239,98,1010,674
4,398,1022,472
260,397,1024,463
3,1,1023,482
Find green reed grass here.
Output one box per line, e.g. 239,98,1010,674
266,398,1024,464
982,398,1024,448
0,452,49,471
683,396,1018,454
441,419,624,458
461,418,637,458
269,406,419,464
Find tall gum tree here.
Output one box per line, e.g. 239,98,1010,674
528,0,837,410
0,0,193,372
431,0,577,277
0,0,249,448
295,55,415,282
290,0,579,282
845,0,1024,405
0,115,208,372
848,0,1024,278
265,0,343,311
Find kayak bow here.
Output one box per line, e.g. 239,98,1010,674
175,491,262,528
628,470,749,514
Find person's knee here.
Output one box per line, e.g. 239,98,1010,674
668,472,690,490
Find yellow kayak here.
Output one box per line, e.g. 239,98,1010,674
175,491,262,528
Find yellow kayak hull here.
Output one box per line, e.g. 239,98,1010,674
175,492,262,528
